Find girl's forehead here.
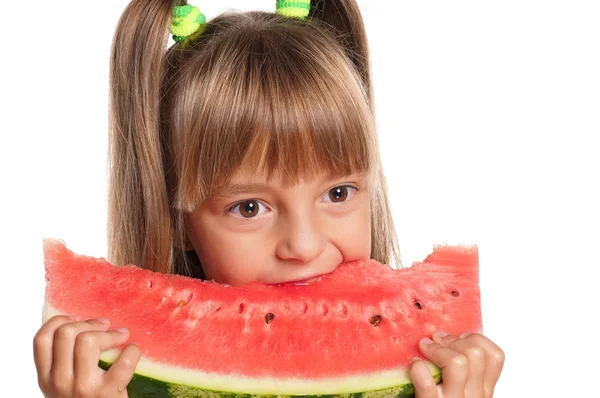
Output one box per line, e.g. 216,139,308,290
230,164,367,183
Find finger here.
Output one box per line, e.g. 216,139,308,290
51,318,111,379
448,337,486,397
33,315,76,383
431,330,459,347
419,338,468,398
459,333,505,398
74,327,132,382
409,359,439,398
103,343,142,394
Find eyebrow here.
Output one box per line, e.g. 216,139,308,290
210,172,368,199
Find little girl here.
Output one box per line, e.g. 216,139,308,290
33,1,504,397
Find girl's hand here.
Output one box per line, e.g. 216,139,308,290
33,315,141,397
409,331,505,398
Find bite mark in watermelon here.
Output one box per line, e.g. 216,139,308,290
42,239,482,397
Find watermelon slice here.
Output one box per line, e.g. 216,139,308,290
42,239,481,398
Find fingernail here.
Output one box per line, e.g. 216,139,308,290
97,317,110,324
433,330,448,338
420,337,434,345
459,332,471,339
115,327,129,333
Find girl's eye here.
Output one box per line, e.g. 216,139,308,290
229,200,267,218
322,186,357,203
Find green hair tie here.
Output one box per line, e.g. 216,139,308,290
170,4,207,43
275,0,311,20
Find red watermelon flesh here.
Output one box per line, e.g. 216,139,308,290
42,239,481,396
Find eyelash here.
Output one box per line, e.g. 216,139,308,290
321,185,358,204
227,185,359,218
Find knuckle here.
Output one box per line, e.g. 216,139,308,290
451,353,469,369
492,346,506,365
55,324,78,341
33,330,48,348
75,331,97,348
463,332,482,344
465,346,485,361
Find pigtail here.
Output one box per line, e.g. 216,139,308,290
108,0,181,272
309,0,373,106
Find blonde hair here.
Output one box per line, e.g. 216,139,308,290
108,0,400,275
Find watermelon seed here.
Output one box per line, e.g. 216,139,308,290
238,303,245,314
339,304,348,316
146,280,153,288
414,301,423,310
451,290,460,297
370,315,383,326
321,304,329,316
178,300,186,307
265,313,275,324
300,302,308,314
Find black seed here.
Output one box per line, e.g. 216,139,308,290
414,301,422,310
451,290,460,297
370,314,383,326
265,313,275,324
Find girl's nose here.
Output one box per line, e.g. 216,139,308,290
275,212,326,264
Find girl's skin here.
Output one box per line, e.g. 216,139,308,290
184,170,372,286
33,167,505,397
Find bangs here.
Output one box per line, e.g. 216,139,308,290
166,13,377,212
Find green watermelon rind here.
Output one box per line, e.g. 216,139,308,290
99,358,442,398
44,302,443,397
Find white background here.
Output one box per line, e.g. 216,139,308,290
1,1,598,396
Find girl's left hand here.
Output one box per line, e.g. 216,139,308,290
409,331,505,398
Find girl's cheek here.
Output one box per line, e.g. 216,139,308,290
333,200,372,261
210,228,273,285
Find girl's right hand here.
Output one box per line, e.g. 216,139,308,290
33,315,141,398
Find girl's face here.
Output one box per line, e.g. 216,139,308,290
184,169,371,286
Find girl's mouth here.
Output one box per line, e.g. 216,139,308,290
275,274,327,286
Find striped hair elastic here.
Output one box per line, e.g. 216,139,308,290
170,1,311,43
